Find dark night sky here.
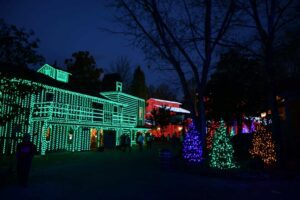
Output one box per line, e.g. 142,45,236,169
0,0,169,87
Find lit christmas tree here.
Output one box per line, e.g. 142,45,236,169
206,121,218,150
209,120,237,169
182,122,203,163
249,124,277,166
206,130,214,150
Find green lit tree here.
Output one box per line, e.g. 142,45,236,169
209,120,237,169
0,75,42,157
0,76,42,126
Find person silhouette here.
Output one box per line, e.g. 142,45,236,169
16,133,36,187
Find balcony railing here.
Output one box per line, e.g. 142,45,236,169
31,102,136,127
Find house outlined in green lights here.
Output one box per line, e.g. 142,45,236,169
0,64,148,155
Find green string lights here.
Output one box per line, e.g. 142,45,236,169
249,124,277,167
0,65,148,155
209,120,238,169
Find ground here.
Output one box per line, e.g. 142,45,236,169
0,145,299,200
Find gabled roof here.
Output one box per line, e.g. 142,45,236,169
1,66,114,102
148,98,182,105
101,91,145,101
37,64,72,75
154,105,190,114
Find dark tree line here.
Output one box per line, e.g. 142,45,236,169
0,19,44,128
109,0,300,163
205,49,268,134
110,0,239,146
0,19,44,71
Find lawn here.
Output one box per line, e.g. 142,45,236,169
1,144,299,200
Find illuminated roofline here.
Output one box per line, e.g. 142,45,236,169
101,91,145,102
10,78,127,106
37,64,72,75
154,104,190,114
132,128,150,131
148,98,182,105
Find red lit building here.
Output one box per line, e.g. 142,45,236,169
145,98,190,137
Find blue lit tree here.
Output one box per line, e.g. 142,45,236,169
209,120,237,169
182,122,203,163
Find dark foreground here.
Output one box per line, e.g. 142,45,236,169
1,145,299,200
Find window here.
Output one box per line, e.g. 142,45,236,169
139,107,143,119
44,69,51,76
46,128,51,141
68,129,74,144
56,70,69,83
46,92,54,101
92,102,103,122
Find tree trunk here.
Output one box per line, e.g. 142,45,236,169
266,43,283,168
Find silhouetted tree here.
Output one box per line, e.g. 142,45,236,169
0,19,44,72
108,56,133,92
148,83,177,101
130,66,148,100
65,51,103,92
276,22,300,80
101,73,122,92
0,20,44,126
111,0,238,147
150,106,171,136
206,49,268,133
237,0,299,166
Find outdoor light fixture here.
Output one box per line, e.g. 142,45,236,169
261,112,267,118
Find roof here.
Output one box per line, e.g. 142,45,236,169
0,67,117,103
154,105,190,114
37,64,72,75
148,98,182,105
101,91,145,102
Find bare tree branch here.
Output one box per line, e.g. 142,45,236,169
183,0,205,62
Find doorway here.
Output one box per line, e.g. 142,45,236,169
103,130,116,149
90,128,98,150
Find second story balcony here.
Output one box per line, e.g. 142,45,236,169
31,102,137,127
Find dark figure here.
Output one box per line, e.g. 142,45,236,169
171,133,177,149
135,132,140,144
137,133,144,152
120,134,126,152
145,134,153,151
16,133,36,187
125,134,131,152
